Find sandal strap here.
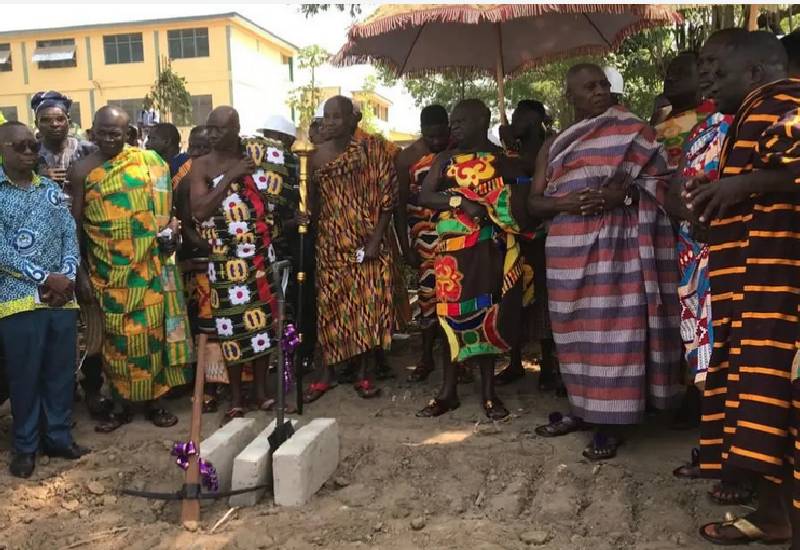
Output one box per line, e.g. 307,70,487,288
729,518,766,539
308,382,331,392
355,379,373,390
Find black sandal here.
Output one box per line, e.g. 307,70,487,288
672,448,701,479
483,397,509,421
534,412,587,437
699,516,790,546
94,409,133,433
582,432,623,461
220,407,245,426
146,408,178,428
416,397,460,417
708,480,754,506
202,396,218,414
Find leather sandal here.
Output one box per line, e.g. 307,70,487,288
354,379,381,399
94,409,133,433
303,382,336,404
416,397,460,417
146,408,178,428
483,397,509,421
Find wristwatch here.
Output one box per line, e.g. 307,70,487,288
448,195,463,209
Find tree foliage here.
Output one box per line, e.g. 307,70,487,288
358,74,382,135
143,58,192,126
286,45,330,129
300,4,361,18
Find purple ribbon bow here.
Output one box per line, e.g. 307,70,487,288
171,440,219,492
281,323,300,393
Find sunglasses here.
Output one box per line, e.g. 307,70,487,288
2,140,41,154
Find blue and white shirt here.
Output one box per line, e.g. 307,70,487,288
0,166,79,319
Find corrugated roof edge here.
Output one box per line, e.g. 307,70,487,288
0,11,298,52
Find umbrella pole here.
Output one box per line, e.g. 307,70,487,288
495,23,508,126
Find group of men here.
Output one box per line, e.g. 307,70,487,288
2,24,800,547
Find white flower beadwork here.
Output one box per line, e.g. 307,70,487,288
251,332,271,353
237,243,256,259
228,221,248,236
208,263,217,283
266,147,284,165
215,318,234,337
225,193,242,211
253,169,269,191
229,285,251,306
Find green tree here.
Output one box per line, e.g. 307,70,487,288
300,4,361,18
286,45,330,128
143,57,192,126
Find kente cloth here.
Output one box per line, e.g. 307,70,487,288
697,79,800,487
655,100,716,170
199,136,298,366
184,271,214,334
434,151,528,362
544,105,681,425
171,155,192,190
407,153,439,328
315,135,397,365
83,147,192,401
676,111,733,385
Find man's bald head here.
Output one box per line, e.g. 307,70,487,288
206,106,241,152
322,95,358,142
93,105,129,129
714,30,789,114
698,28,749,99
449,98,491,148
565,63,612,120
92,106,131,158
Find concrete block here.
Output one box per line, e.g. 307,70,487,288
229,418,299,507
273,417,339,507
201,417,257,493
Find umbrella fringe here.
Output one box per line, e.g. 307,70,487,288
333,16,673,78
344,4,682,41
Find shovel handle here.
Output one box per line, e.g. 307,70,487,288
181,333,208,528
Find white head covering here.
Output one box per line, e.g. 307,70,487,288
603,66,624,96
257,114,297,138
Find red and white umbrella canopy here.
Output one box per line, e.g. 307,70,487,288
333,4,682,77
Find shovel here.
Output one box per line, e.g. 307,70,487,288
268,259,295,451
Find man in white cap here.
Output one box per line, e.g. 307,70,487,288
258,114,297,150
603,66,625,106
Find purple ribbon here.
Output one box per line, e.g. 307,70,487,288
281,323,300,393
171,441,219,492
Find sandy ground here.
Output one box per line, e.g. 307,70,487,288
0,336,740,550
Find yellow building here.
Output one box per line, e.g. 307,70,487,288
0,12,296,134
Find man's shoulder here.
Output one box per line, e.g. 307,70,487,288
70,151,103,176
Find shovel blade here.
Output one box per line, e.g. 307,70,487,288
268,420,296,451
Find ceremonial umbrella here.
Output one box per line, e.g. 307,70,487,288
332,4,681,122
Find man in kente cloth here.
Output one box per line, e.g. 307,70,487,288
528,64,681,460
681,31,800,547
394,105,456,383
71,106,193,431
189,107,289,422
654,52,717,171
303,96,397,401
494,99,560,393
668,29,749,493
417,99,529,421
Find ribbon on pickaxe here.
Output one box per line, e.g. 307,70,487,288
281,323,300,394
171,441,218,492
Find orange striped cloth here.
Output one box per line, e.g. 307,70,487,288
698,79,800,499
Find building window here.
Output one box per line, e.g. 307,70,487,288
0,43,11,72
191,95,213,126
103,33,144,65
107,98,143,123
70,101,82,127
33,38,77,69
282,54,293,82
168,28,209,59
0,107,18,122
